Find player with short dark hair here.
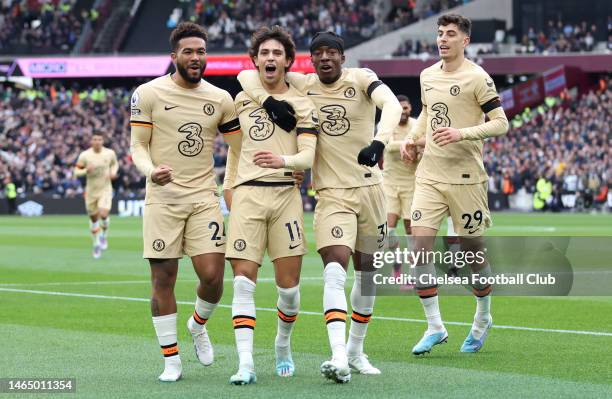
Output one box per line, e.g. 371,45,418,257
74,131,118,258
401,14,509,355
223,25,318,385
238,30,402,383
130,21,240,382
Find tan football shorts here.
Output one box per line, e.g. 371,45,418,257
313,184,387,254
383,180,415,220
410,178,492,237
85,188,112,215
142,194,226,259
226,184,306,265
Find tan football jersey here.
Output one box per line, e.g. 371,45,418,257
231,87,318,187
130,74,239,204
286,68,385,190
415,59,500,184
76,147,118,195
383,117,418,185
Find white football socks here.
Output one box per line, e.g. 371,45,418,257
421,295,445,335
232,276,256,372
275,285,300,358
99,217,109,237
323,262,348,363
190,296,217,331
472,294,492,339
152,313,181,381
347,270,375,357
89,220,100,244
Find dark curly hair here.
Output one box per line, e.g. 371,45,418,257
169,22,208,51
248,25,296,71
437,14,471,36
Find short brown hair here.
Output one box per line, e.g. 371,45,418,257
437,14,471,36
249,25,296,71
169,22,208,51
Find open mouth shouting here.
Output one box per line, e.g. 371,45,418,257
264,63,277,78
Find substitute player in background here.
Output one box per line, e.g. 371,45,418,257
238,31,402,383
74,132,118,259
223,26,318,385
381,95,417,279
130,22,240,382
401,14,509,355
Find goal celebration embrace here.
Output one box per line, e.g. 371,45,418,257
129,13,508,385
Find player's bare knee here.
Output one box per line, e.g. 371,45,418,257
353,251,376,272
149,259,178,291
319,245,351,269
230,259,258,282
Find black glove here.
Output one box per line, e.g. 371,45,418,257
263,96,297,132
357,140,385,167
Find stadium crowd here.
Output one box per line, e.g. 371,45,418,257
184,0,378,50
0,0,93,55
182,0,472,51
393,16,612,57
0,83,231,201
515,18,610,54
1,78,609,213
484,81,611,211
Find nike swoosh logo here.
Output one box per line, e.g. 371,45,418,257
164,105,178,110
424,87,433,91
307,91,320,96
288,243,301,250
215,242,225,247
242,100,251,106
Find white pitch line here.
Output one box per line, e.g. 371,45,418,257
0,276,327,287
1,287,611,337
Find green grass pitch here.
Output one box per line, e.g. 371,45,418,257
1,213,611,398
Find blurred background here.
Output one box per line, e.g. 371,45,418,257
0,0,610,216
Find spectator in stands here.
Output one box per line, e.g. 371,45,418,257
0,0,87,54
484,79,611,212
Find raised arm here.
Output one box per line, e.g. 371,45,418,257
236,70,309,132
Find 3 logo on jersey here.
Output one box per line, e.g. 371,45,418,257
177,122,204,156
248,108,275,141
430,102,451,130
319,105,350,136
